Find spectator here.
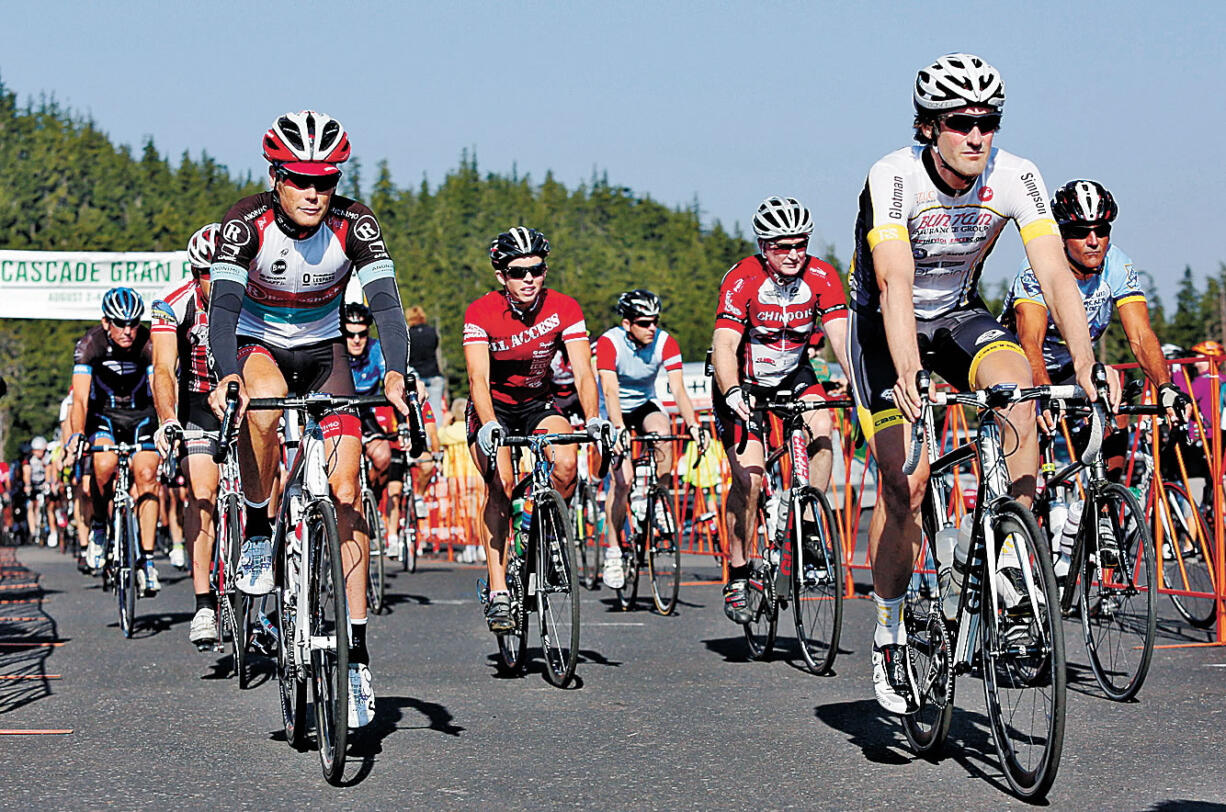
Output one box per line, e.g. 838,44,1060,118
407,306,446,419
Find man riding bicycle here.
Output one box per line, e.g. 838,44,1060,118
65,287,163,595
849,53,1099,714
207,110,412,728
463,227,610,633
711,196,853,625
596,289,706,589
151,222,228,647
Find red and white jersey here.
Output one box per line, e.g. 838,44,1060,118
714,255,848,387
595,326,683,411
463,289,588,406
151,278,214,396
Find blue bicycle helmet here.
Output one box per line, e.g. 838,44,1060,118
101,287,145,322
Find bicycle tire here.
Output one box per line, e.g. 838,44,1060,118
496,558,528,675
791,488,843,675
363,490,386,615
536,490,580,687
117,506,137,638
307,499,349,784
572,481,600,590
613,513,641,612
400,507,418,574
646,487,681,615
904,482,955,753
743,505,777,659
219,494,251,685
1158,484,1217,628
277,514,308,749
1079,483,1155,701
979,499,1066,800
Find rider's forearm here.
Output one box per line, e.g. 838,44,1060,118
208,278,245,380
879,277,922,378
577,370,599,423
600,371,625,426
365,276,409,378
468,373,497,426
711,329,741,396
152,364,179,425
1131,329,1172,387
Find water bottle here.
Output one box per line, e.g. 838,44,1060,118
511,497,524,556
934,524,960,620
943,517,974,620
772,489,793,545
1047,498,1069,544
630,492,648,524
1054,500,1083,580
521,496,535,539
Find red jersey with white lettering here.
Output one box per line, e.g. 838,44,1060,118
463,289,588,406
714,255,848,387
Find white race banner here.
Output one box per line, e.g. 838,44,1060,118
0,250,194,320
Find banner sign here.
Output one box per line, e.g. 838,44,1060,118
0,250,193,321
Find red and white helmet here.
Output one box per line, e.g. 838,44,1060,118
187,222,220,271
262,110,351,176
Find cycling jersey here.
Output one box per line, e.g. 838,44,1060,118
714,255,848,388
26,454,46,486
550,350,575,398
349,338,386,396
57,393,72,425
151,278,216,398
210,192,396,351
850,146,1060,320
72,325,154,413
462,289,588,406
1001,244,1145,372
595,326,683,412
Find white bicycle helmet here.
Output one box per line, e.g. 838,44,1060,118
31,436,47,450
914,53,1005,114
752,196,814,241
187,222,220,271
262,110,351,175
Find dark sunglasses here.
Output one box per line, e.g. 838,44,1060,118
1061,223,1111,240
765,239,808,253
109,318,140,329
939,113,1002,135
281,171,341,192
632,318,659,327
502,262,547,280
344,329,369,339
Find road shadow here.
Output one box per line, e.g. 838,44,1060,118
132,610,195,638
341,695,467,786
0,552,59,715
701,635,758,663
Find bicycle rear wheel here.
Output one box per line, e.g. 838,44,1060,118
980,499,1065,800
536,491,580,687
363,490,385,615
904,484,954,753
791,488,843,674
496,558,528,675
307,499,349,784
743,506,777,659
646,487,681,615
1082,483,1155,701
219,494,251,685
1158,483,1217,628
614,514,642,612
572,480,601,590
276,578,307,749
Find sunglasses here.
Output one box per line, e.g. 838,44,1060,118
939,113,1002,135
344,329,369,339
502,263,547,280
281,171,341,192
1061,223,1112,240
109,318,140,329
765,239,808,254
632,318,659,327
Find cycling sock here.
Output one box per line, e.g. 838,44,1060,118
728,563,751,582
244,498,271,538
873,593,906,647
195,592,216,613
350,617,369,665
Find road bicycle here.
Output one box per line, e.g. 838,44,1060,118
740,394,851,675
485,428,610,687
901,373,1084,799
86,441,146,639
358,431,388,615
569,447,604,591
1035,381,1155,702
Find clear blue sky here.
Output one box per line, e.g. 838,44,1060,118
3,0,1223,302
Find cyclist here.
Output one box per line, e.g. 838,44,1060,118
206,110,411,728
711,196,853,624
64,287,162,594
463,226,610,632
22,436,51,545
849,53,1099,713
151,222,228,646
596,289,706,589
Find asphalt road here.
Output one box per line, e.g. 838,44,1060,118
2,543,1225,809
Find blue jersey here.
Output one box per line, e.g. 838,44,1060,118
348,338,386,396
1002,244,1146,372
594,326,684,412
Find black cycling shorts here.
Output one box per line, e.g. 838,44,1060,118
623,400,665,435
87,409,157,451
552,389,583,425
464,398,565,447
848,303,1026,440
179,392,220,458
237,336,354,398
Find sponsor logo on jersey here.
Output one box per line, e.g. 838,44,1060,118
354,215,381,242
222,220,252,246
271,259,287,276
1021,172,1047,215
889,176,904,220
488,313,562,353
978,186,994,202
975,329,1005,345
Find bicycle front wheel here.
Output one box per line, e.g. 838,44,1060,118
980,499,1066,800
307,500,349,784
791,488,843,674
220,494,251,686
536,491,580,687
743,505,777,659
646,488,681,615
572,481,601,590
363,490,385,616
1158,483,1217,628
1082,483,1156,701
117,507,137,638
